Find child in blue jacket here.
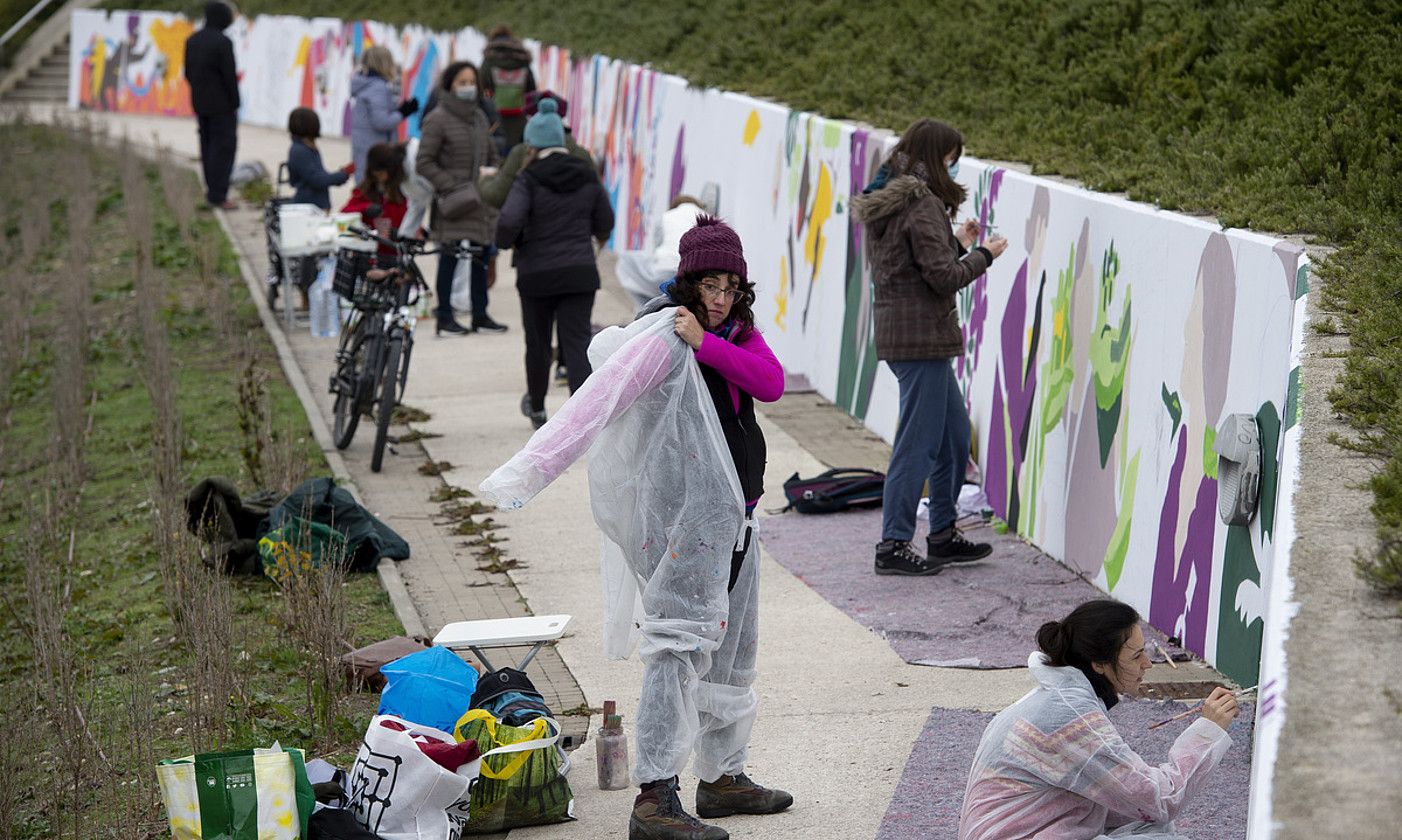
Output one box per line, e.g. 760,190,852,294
286,107,352,210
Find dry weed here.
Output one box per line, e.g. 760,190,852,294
278,515,352,749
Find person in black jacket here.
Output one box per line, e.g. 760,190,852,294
494,99,613,429
183,2,240,208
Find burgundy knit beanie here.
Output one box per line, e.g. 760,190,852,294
677,215,747,282
524,90,568,118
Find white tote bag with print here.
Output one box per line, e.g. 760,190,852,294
346,715,482,840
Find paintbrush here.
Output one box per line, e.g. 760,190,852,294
1148,685,1257,731
1150,638,1179,669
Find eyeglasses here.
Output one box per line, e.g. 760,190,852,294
698,280,744,302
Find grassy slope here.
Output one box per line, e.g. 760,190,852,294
125,3,1402,567
0,123,402,837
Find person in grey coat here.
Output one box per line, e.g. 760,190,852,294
495,98,614,428
417,60,504,335
349,46,417,183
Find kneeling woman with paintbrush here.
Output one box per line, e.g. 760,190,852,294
959,600,1238,840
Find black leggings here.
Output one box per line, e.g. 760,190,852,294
519,291,595,411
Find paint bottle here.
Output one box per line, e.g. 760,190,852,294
596,701,630,790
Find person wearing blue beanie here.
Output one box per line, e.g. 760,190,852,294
522,97,566,149
495,95,613,429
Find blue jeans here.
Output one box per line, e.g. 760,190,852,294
435,240,489,323
881,358,970,542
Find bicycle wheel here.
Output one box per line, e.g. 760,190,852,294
331,314,370,449
371,336,403,473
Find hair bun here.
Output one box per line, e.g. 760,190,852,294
1036,620,1066,661
537,98,558,115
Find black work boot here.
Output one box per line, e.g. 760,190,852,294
630,778,728,840
927,527,993,564
874,540,943,576
696,772,794,819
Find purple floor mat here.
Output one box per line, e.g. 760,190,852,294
759,508,1104,668
879,700,1255,840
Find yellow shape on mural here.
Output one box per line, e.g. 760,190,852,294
292,35,311,76
775,256,790,331
803,163,833,277
88,38,107,104
150,18,195,83
743,109,761,146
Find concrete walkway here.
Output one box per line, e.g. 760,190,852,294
21,106,1276,839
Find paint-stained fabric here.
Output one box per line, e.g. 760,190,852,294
479,310,761,785
960,653,1231,840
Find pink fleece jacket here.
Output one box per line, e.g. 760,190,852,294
520,322,784,492
696,327,786,411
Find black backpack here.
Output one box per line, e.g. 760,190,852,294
470,667,553,727
780,468,885,514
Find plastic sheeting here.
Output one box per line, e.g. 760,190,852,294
481,309,759,783
959,653,1233,840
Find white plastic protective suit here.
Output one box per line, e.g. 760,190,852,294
479,309,760,785
959,653,1232,840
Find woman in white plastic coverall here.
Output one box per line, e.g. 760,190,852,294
959,599,1239,840
480,216,792,840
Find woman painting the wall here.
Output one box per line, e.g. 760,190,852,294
960,600,1239,839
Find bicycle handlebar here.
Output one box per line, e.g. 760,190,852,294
346,225,487,261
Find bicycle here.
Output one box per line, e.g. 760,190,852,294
328,224,483,472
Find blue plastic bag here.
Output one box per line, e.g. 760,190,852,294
377,646,480,732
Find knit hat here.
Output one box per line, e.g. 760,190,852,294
677,215,747,282
522,98,566,149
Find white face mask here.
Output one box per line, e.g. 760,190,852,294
454,85,478,101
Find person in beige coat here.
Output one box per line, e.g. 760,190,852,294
416,60,505,335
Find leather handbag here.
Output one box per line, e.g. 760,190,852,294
438,181,481,219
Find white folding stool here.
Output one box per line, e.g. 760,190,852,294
432,614,572,672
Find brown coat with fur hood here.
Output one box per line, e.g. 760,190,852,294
850,174,991,361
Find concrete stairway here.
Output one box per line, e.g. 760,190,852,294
3,34,68,102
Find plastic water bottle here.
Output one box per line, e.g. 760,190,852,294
309,257,340,338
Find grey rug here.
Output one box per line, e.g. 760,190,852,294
878,700,1255,839
759,508,1105,668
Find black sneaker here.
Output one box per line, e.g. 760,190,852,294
554,363,569,384
519,393,547,430
472,316,509,333
927,527,993,564
874,540,943,576
436,319,471,336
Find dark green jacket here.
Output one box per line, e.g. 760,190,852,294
261,477,410,569
480,138,594,209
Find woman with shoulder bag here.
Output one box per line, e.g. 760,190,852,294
850,118,1008,576
416,60,505,336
